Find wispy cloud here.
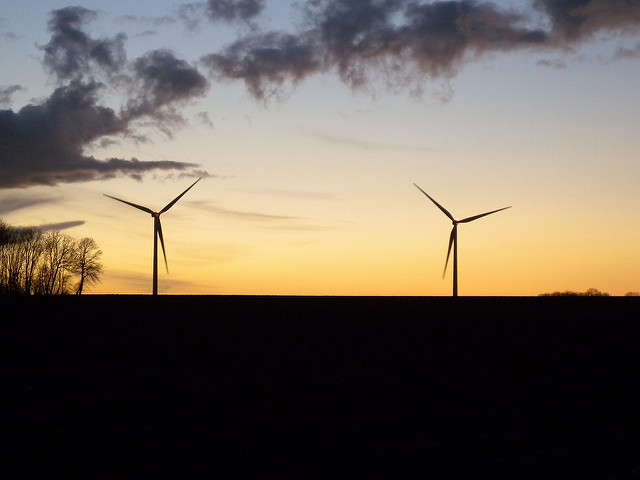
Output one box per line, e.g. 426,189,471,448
613,42,640,60
31,220,85,231
0,17,18,41
537,58,567,69
0,192,64,215
242,187,337,200
3,219,86,232
0,85,24,107
196,111,214,127
117,14,177,27
259,223,338,232
1,31,18,41
308,131,434,153
187,200,302,222
186,200,339,232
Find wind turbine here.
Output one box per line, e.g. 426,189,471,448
104,178,202,295
413,183,510,297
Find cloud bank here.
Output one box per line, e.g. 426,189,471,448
2,1,640,188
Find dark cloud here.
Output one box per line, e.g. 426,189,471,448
1,8,209,189
202,0,640,100
202,31,322,100
125,49,210,122
41,9,210,121
397,2,546,75
178,0,264,29
43,6,127,81
205,0,265,22
202,0,548,99
535,0,640,42
0,80,200,188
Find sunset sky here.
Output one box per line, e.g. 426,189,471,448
2,0,639,295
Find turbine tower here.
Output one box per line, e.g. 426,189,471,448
104,178,202,295
414,183,510,297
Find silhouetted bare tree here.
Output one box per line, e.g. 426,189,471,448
71,237,103,295
1,225,23,293
0,220,16,293
0,219,10,246
1,219,103,295
20,228,44,294
36,231,76,294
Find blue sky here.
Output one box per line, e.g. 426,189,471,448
2,1,640,295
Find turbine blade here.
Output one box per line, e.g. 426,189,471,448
159,177,202,214
104,194,155,215
413,183,455,221
156,218,169,274
443,226,455,278
459,206,511,223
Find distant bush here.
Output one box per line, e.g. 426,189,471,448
539,288,611,297
624,291,640,297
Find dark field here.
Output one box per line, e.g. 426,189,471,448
5,296,640,478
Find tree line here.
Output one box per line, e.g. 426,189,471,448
539,288,639,297
0,219,103,295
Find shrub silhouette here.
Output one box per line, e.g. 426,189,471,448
539,288,610,297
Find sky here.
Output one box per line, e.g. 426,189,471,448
1,0,639,296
